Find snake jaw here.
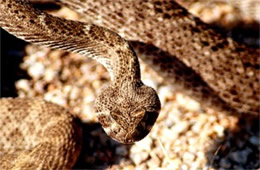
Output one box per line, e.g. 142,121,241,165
97,112,158,144
99,111,159,144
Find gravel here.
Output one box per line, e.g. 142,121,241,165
4,1,259,169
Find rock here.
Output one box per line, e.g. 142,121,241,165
116,146,128,156
229,149,251,164
220,157,231,168
166,159,182,169
135,137,153,152
147,156,161,168
214,125,225,137
28,62,45,79
183,152,196,163
130,152,149,165
171,121,189,134
181,164,189,170
249,136,259,146
44,68,56,82
16,79,31,92
69,87,80,100
176,93,200,111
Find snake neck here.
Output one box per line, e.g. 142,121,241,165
0,0,142,89
105,40,141,87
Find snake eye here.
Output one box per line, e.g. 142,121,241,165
145,111,159,126
131,111,159,141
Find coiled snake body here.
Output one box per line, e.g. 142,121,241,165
0,0,259,169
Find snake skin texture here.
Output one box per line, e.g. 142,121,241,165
0,0,259,169
55,0,259,115
0,98,82,169
0,0,161,169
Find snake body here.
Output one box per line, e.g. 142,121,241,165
0,0,259,169
0,0,161,143
0,0,161,169
56,0,259,115
0,98,82,169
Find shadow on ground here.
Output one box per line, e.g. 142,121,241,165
206,115,259,169
73,122,132,169
0,29,29,97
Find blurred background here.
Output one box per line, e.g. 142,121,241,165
0,0,259,169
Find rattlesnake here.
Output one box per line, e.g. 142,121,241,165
56,0,259,115
0,0,259,169
0,0,161,169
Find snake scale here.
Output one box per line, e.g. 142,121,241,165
0,0,259,169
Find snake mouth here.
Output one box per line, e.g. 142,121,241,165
102,121,151,144
97,107,159,144
119,111,159,144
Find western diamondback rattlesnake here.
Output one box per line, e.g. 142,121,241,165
0,0,161,169
0,0,259,169
55,0,259,115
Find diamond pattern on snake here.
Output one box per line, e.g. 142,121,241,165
0,0,259,169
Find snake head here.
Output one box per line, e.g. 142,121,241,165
95,82,161,144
